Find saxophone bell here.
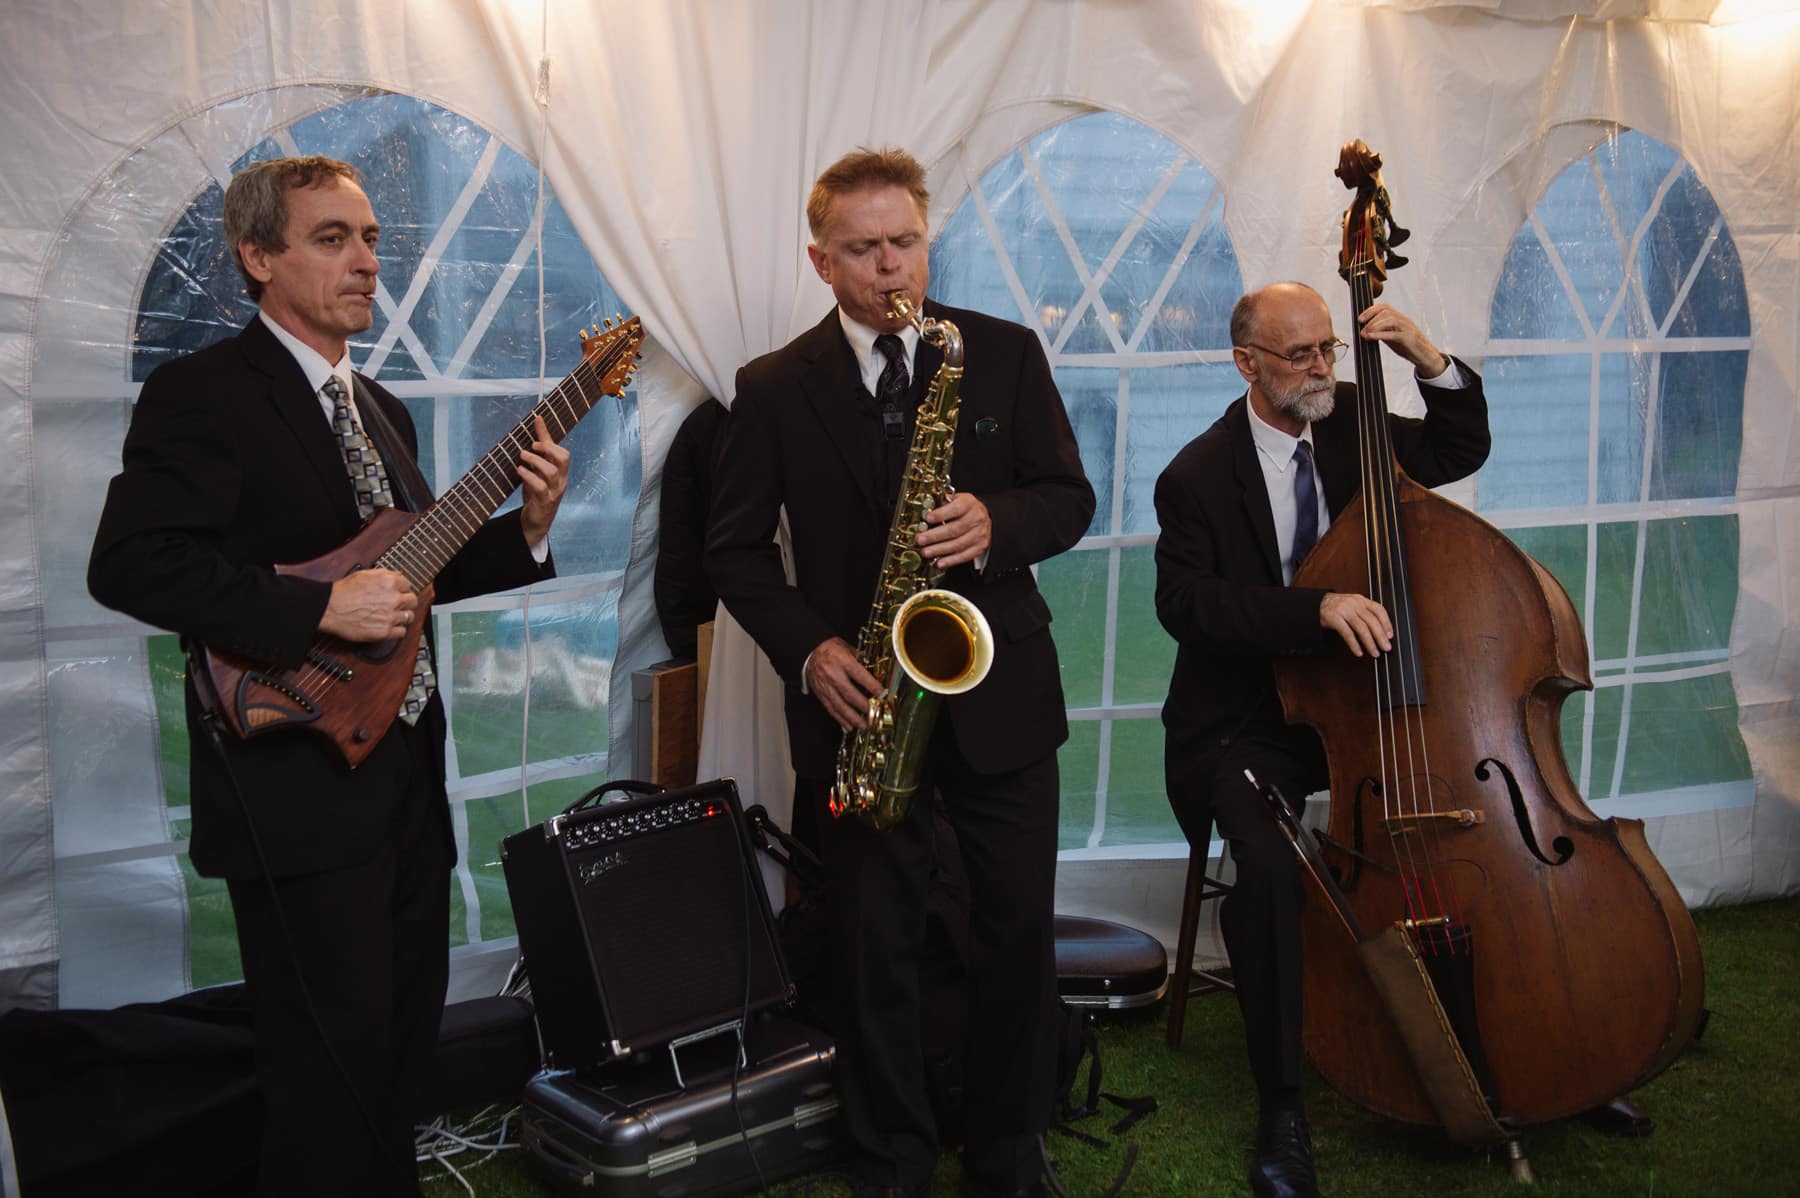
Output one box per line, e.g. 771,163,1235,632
892,588,993,695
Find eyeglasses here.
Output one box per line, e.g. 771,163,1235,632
1239,338,1349,371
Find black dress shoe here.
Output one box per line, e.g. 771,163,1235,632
1249,1108,1318,1198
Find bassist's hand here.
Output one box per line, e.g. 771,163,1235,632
1320,591,1393,657
320,569,418,642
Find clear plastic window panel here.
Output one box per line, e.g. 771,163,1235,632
930,111,1243,850
1483,130,1751,806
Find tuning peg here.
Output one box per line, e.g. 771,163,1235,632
578,328,588,341
603,317,614,329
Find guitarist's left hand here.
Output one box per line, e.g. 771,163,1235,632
518,413,571,547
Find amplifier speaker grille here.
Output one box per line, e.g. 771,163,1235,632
501,780,790,1070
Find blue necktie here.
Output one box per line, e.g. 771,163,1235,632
1291,439,1319,576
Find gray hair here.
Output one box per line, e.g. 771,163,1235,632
222,156,361,300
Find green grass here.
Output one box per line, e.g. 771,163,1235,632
419,897,1800,1198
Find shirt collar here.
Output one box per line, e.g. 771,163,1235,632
837,306,920,382
1246,391,1315,475
258,310,351,396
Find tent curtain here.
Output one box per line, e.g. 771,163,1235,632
2,0,1795,1007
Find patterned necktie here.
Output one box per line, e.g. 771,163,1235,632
323,376,436,725
1290,438,1320,578
874,333,909,440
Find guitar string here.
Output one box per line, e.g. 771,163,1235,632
275,325,641,709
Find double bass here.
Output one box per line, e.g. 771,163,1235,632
1269,141,1706,1159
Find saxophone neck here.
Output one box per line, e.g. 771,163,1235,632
885,291,964,369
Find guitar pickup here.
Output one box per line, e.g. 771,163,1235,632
305,649,355,681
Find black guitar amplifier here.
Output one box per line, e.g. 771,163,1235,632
501,779,793,1071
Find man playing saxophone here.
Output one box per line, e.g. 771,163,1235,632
707,146,1093,1197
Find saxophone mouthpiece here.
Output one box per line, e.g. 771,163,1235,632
885,290,916,323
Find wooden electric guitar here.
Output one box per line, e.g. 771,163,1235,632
199,315,644,768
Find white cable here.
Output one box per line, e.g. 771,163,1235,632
415,1105,522,1195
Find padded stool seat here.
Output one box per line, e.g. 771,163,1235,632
1053,915,1169,1010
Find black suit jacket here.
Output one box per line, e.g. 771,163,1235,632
89,317,553,880
706,303,1094,779
1153,365,1491,790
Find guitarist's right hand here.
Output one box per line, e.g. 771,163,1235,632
319,569,418,642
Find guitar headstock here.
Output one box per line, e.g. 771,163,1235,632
578,314,646,396
1334,139,1411,297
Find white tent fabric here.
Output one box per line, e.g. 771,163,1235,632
2,0,1796,1010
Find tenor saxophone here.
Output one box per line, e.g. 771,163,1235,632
829,292,994,831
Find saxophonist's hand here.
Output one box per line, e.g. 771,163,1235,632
918,492,991,568
807,637,883,731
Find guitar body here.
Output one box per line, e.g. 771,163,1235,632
196,314,644,770
203,507,437,769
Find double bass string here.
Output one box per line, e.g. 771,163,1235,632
1348,254,1464,946
1351,255,1472,950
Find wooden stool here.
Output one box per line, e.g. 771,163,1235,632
1165,833,1235,1047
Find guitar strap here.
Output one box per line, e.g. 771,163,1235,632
350,375,434,514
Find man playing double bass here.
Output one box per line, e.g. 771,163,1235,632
1153,281,1490,1198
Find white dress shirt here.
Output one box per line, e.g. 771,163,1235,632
257,311,549,563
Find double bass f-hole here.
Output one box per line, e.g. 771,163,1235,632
1474,757,1575,867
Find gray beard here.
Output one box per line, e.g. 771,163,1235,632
1273,379,1335,424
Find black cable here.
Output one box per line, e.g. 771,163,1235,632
193,691,394,1168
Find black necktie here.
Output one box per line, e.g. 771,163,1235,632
1291,439,1320,576
874,333,908,440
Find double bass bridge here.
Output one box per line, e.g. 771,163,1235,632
1385,807,1485,835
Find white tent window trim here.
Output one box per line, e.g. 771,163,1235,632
932,111,1245,856
1480,128,1752,843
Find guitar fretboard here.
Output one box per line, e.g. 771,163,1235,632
373,331,636,589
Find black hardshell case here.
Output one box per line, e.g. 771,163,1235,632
520,1015,844,1196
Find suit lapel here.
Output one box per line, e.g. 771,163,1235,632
236,317,361,529
796,310,881,517
1226,397,1284,584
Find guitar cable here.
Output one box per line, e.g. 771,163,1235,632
726,790,773,1196
189,656,395,1172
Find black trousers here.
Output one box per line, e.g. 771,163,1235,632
224,721,451,1197
1166,725,1327,1107
806,720,1060,1193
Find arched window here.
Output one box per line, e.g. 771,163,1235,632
930,111,1243,851
53,89,634,993
1483,129,1751,811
